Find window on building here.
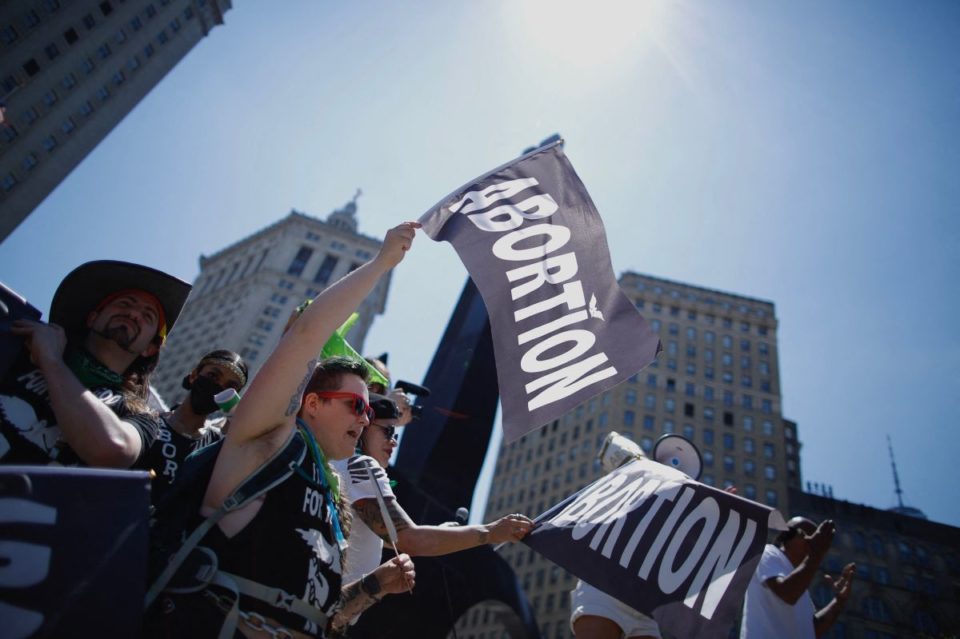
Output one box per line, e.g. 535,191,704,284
313,254,339,285
97,85,110,100
703,406,714,422
112,70,125,85
861,597,892,623
624,389,636,405
703,428,714,445
642,415,654,431
664,398,675,413
45,43,61,60
287,246,313,276
1,173,17,192
23,58,41,77
744,459,755,476
21,153,38,171
143,43,155,58
42,135,58,151
1,25,19,44
764,465,776,480
765,490,778,507
762,420,774,436
157,30,168,45
744,437,754,454
130,16,143,31
61,117,75,134
723,411,733,426
623,410,634,427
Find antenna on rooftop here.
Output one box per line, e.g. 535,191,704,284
887,434,904,509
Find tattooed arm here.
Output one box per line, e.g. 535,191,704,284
330,554,416,632
352,497,534,557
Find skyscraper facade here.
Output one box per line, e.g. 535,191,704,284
461,271,794,638
0,0,231,241
151,200,389,406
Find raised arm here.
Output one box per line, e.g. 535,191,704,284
766,521,834,605
353,497,533,557
206,223,418,505
227,222,419,445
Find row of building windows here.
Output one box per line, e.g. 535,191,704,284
636,298,772,336
628,278,773,318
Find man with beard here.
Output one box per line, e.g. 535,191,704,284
141,349,248,504
0,261,190,468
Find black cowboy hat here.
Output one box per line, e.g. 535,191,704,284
49,260,191,341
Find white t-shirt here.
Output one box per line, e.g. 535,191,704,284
740,544,816,639
331,455,396,587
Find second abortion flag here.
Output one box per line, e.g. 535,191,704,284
419,141,660,442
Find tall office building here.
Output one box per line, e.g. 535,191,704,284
151,199,390,406
0,0,231,241
458,272,794,639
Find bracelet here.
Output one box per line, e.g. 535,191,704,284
360,573,382,601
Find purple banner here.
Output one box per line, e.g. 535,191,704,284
419,142,660,442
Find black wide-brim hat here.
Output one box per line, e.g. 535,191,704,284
50,260,191,340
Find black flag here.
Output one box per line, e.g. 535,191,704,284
523,459,784,638
419,142,660,442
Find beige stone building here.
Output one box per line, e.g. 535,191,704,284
0,0,230,241
151,199,389,406
456,272,794,638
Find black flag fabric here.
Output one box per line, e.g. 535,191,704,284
523,458,785,639
419,142,660,442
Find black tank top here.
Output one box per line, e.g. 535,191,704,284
205,454,343,635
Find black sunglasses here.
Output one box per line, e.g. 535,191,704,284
374,423,398,441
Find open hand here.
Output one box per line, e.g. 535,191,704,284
807,519,836,562
824,562,856,605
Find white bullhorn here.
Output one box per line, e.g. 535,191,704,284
652,434,703,480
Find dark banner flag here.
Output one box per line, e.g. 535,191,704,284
523,458,786,639
0,466,149,638
419,142,660,442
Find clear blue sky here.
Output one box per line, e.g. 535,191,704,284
2,1,958,527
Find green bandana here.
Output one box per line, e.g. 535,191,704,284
64,348,123,390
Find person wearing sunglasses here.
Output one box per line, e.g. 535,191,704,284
156,223,421,639
331,393,534,627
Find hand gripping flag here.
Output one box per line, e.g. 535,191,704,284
419,141,661,442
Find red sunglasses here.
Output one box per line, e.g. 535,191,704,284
315,392,375,422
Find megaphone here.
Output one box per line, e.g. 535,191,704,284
597,431,646,474
652,434,703,480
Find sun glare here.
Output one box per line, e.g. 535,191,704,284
514,0,666,71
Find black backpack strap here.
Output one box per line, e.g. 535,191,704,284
144,429,307,609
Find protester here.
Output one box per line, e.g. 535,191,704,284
332,392,532,627
140,349,248,503
363,356,413,426
740,516,855,639
1,261,189,468
153,222,420,638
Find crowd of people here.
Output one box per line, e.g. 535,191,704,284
0,219,855,638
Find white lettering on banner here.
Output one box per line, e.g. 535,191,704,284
450,177,541,215
454,177,617,413
0,498,56,637
550,468,761,621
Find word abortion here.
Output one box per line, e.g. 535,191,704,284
450,177,616,411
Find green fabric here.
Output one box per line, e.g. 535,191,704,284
64,347,123,390
319,312,389,388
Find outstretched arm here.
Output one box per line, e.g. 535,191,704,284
353,497,534,557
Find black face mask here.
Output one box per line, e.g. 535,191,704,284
188,376,224,415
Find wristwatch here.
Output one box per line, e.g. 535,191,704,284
361,573,382,600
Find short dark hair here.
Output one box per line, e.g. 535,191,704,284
303,356,370,399
775,517,815,547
